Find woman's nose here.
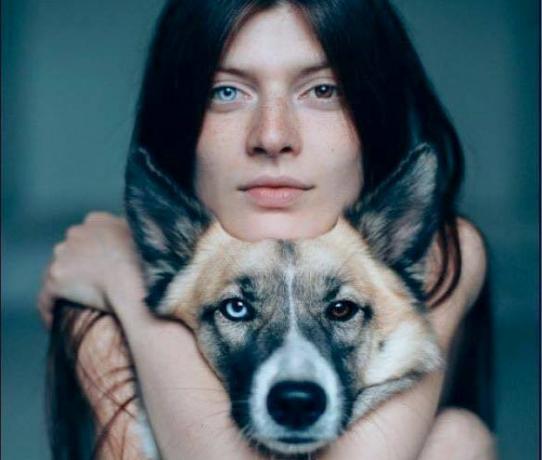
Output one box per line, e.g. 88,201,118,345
246,97,301,158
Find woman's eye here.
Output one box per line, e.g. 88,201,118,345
325,300,360,322
210,86,239,103
310,84,339,99
219,298,254,321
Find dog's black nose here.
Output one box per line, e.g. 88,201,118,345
267,381,327,429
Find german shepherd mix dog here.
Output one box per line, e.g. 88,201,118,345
124,144,443,456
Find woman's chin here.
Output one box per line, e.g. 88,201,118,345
220,211,338,242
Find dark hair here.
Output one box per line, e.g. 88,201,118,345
47,0,493,457
133,0,464,304
137,0,463,192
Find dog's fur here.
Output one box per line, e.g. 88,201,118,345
124,144,444,456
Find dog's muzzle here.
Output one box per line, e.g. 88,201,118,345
248,334,343,454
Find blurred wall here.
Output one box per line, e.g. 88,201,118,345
2,0,539,459
396,0,539,325
3,0,163,222
2,0,164,304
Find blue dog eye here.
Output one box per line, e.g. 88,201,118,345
219,298,254,321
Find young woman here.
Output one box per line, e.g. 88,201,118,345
39,1,495,458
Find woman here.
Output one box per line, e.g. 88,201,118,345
39,0,495,458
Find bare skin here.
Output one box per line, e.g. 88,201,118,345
194,4,362,242
38,4,496,459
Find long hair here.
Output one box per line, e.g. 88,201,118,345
47,0,493,457
133,0,464,303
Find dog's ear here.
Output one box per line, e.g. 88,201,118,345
345,143,440,272
124,147,213,311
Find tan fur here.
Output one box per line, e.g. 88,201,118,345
159,217,441,385
159,222,280,327
299,219,440,384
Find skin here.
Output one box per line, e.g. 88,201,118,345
38,4,495,459
195,4,362,241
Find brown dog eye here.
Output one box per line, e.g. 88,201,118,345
219,298,255,321
326,301,360,321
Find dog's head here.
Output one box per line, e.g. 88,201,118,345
124,145,443,455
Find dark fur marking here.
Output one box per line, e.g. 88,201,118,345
145,272,175,311
236,276,258,304
394,268,426,305
322,278,342,303
329,345,357,429
361,304,374,321
124,147,213,311
278,240,296,262
199,303,217,324
220,334,280,431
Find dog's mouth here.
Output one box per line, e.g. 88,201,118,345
277,436,317,444
256,434,333,456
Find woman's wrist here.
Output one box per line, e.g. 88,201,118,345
103,262,151,325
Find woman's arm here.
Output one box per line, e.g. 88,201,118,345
41,213,265,459
319,218,491,460
113,304,267,459
41,213,490,460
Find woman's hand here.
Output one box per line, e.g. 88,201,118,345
37,212,145,327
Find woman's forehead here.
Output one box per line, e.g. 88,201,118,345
219,3,330,80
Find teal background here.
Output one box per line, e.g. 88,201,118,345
2,0,539,458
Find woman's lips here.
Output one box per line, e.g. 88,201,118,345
244,186,306,208
239,176,313,208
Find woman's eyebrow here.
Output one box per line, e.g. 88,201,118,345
215,61,332,79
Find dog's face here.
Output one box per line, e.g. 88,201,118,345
125,145,443,455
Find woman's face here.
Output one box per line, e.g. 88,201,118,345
195,4,362,241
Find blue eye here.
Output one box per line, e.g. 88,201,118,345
219,298,255,321
211,86,239,102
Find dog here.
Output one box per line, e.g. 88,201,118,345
124,143,443,457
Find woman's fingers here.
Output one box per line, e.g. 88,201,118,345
36,211,139,327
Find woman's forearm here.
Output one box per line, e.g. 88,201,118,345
113,291,266,460
72,301,264,460
321,371,444,460
319,219,488,460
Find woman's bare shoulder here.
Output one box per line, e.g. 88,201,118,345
455,217,487,308
426,217,487,349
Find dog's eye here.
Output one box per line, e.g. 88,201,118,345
326,301,360,321
219,298,254,321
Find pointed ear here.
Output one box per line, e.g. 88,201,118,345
345,143,440,271
124,147,213,310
